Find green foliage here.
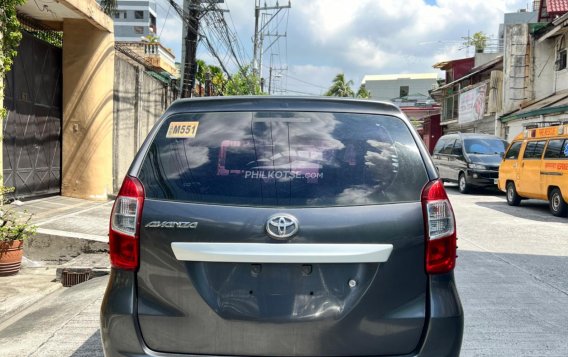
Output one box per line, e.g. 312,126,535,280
25,29,62,48
144,34,159,43
0,3,47,245
0,0,26,74
193,60,228,95
463,31,489,52
99,0,118,16
209,65,226,94
0,208,37,243
195,59,207,85
224,66,263,96
356,85,371,99
325,73,355,97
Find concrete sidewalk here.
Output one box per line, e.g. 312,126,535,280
16,196,114,262
0,195,113,327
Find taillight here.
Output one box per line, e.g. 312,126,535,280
421,179,457,274
109,176,145,271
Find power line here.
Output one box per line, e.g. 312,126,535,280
158,1,172,38
285,75,327,89
282,88,320,96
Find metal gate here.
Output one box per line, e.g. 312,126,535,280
3,31,62,200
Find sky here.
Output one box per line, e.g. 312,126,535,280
154,0,534,96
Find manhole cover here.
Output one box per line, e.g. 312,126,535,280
61,270,92,287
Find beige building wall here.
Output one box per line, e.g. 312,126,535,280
62,19,114,200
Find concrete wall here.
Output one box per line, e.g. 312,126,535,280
553,34,568,93
532,35,556,99
444,114,497,135
365,78,437,101
503,24,531,114
504,113,568,141
62,19,114,200
113,55,176,192
474,53,502,68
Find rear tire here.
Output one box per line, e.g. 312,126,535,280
549,188,568,217
506,182,521,206
458,173,470,194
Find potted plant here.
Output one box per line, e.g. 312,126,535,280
463,32,489,53
0,208,37,276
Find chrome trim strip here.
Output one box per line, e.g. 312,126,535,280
171,243,394,264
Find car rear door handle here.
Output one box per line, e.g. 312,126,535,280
171,243,394,264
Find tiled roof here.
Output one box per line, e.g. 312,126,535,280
547,0,568,14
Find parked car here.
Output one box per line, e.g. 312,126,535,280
432,132,508,193
498,125,568,217
101,97,463,357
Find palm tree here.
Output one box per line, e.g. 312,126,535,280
356,85,371,99
325,73,354,97
209,65,227,95
195,59,208,86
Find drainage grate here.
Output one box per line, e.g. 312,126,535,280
61,270,92,287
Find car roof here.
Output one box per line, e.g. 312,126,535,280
164,96,402,116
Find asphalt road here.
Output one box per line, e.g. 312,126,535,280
448,185,568,356
0,186,567,356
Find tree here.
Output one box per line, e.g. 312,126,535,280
325,73,354,97
99,0,117,15
224,66,263,96
356,85,371,99
195,59,208,86
463,31,489,53
1,1,26,120
209,65,227,95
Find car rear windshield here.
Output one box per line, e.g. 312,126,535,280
138,111,429,207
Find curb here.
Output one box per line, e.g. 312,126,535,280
24,232,109,263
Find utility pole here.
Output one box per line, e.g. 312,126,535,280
205,71,212,96
252,0,260,76
181,0,200,98
268,67,273,95
252,1,291,78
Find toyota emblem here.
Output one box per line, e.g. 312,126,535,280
266,214,299,240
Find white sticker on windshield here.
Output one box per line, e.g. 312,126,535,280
166,122,199,138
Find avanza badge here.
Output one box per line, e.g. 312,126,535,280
166,121,199,138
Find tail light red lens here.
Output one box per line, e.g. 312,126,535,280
109,176,145,271
421,179,457,274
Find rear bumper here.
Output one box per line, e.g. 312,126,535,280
101,270,463,357
416,272,464,357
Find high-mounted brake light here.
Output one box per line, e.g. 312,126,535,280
421,179,457,274
109,176,145,271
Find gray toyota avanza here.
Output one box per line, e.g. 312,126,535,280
101,97,463,357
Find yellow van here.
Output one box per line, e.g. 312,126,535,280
498,125,568,217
